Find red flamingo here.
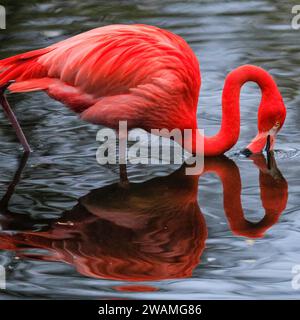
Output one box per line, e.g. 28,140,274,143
0,24,286,159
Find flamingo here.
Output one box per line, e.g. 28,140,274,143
0,25,286,166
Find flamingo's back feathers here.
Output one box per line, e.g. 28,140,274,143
0,25,201,129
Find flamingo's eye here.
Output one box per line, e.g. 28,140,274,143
274,121,280,128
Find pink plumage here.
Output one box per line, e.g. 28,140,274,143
0,24,200,131
0,24,286,156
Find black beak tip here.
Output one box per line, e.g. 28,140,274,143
265,135,271,153
240,148,252,157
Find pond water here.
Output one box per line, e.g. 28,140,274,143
0,0,300,299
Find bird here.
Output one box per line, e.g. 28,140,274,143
0,152,287,281
0,24,286,178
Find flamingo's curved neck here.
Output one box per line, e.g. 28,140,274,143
197,65,279,156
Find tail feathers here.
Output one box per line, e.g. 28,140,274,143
8,78,56,93
0,47,52,70
0,47,53,89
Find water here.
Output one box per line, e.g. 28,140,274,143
0,0,299,299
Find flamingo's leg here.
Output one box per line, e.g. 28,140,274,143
0,81,31,153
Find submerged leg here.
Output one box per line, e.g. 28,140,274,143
119,163,129,186
0,152,29,211
0,153,49,230
0,81,31,153
117,126,129,186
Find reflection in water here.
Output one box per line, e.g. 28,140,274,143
216,154,288,238
0,157,206,281
0,153,288,282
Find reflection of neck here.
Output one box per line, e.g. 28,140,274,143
202,156,288,238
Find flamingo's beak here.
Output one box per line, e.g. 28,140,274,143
265,135,271,153
241,132,276,156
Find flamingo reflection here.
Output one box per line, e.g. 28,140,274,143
0,152,288,281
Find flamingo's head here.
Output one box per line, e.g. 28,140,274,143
242,93,286,156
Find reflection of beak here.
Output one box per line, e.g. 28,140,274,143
241,132,276,157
